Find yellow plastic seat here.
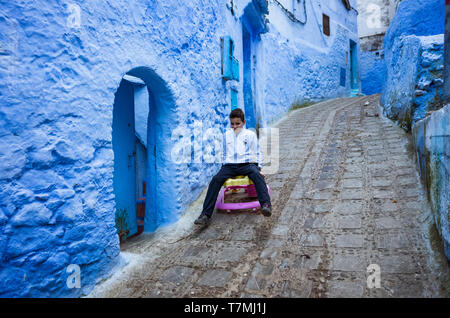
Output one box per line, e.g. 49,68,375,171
223,175,253,187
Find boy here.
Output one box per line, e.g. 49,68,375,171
194,108,272,226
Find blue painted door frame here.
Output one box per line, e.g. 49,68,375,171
242,21,257,129
350,39,358,90
145,91,157,231
112,80,138,237
134,85,150,216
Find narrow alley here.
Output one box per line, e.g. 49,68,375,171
89,95,450,298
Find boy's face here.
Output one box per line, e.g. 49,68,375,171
230,117,245,132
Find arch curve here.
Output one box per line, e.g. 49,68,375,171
112,66,180,235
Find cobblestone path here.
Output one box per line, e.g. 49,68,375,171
89,95,450,298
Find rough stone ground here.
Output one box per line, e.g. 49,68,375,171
88,95,450,298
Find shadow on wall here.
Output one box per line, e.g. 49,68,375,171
112,66,180,240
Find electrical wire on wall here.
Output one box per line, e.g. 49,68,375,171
272,0,307,24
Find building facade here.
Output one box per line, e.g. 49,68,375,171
0,0,359,297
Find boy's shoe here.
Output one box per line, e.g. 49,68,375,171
194,214,210,226
261,203,272,217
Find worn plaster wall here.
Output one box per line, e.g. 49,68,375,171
413,105,450,260
380,0,445,130
378,0,448,260
381,34,444,131
383,0,445,55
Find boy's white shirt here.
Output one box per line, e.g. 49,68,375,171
222,127,263,168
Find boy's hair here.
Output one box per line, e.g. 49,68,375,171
229,108,245,122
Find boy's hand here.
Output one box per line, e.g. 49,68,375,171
260,171,265,178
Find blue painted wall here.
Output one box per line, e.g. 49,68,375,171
380,0,445,122
360,50,386,95
383,0,445,56
0,0,358,296
379,0,449,260
380,0,445,130
381,34,444,131
413,105,450,260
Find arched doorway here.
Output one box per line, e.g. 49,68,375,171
112,66,178,241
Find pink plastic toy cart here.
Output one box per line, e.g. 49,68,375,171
215,175,270,213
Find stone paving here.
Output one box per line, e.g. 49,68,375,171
89,95,450,298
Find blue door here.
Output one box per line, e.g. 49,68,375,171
350,40,358,90
145,99,157,232
112,80,138,238
242,23,257,129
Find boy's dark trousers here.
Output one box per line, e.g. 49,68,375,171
201,163,271,218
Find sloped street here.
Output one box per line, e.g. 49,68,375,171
88,95,450,298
